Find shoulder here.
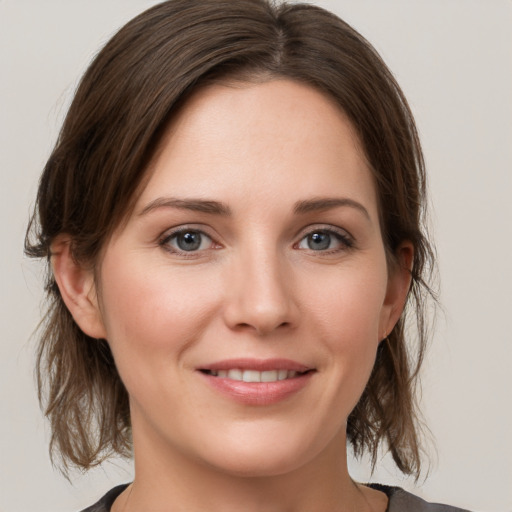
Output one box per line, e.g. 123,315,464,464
79,484,129,512
369,484,471,512
80,482,470,512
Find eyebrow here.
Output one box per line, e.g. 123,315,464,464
293,197,370,219
139,196,370,219
139,197,232,216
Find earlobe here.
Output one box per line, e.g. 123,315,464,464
381,242,414,338
51,235,107,340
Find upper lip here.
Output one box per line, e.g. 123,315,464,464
198,358,313,373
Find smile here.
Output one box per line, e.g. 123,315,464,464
202,369,304,382
198,359,315,405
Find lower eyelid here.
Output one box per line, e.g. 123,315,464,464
333,232,354,246
160,229,215,253
297,229,353,247
159,226,353,254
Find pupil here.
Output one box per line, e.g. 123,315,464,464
308,232,330,250
178,232,201,251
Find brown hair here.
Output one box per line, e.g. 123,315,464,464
26,0,435,477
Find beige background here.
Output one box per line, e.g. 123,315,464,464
1,1,511,511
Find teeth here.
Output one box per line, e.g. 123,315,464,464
207,369,302,382
242,370,261,382
261,370,277,382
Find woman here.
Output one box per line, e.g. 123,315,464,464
25,1,466,511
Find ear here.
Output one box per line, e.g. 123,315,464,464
51,235,107,339
379,242,414,339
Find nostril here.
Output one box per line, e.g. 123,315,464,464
222,280,299,335
231,320,291,336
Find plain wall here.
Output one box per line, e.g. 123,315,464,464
1,1,510,511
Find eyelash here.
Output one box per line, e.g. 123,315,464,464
294,226,354,254
159,226,218,258
158,225,354,257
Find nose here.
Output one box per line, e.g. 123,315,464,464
222,248,299,336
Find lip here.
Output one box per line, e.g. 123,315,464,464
197,358,315,406
200,358,312,372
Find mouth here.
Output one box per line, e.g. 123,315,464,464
200,368,310,382
197,358,315,405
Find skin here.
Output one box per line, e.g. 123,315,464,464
53,80,412,512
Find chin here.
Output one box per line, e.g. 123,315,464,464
198,426,339,479
210,451,309,479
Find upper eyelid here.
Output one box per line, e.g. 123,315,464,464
157,223,354,247
159,227,218,257
159,224,217,241
295,223,353,240
158,226,218,252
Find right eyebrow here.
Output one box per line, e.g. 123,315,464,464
138,197,232,217
293,197,370,220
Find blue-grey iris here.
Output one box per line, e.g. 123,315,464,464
177,232,202,251
308,232,331,250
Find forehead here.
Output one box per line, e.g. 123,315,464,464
136,79,377,218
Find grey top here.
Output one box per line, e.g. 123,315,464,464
80,483,470,512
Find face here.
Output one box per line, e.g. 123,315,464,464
90,80,408,478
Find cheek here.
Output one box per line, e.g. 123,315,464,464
305,259,388,339
97,259,220,370
303,261,388,401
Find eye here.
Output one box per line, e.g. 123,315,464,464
296,229,353,252
161,229,214,253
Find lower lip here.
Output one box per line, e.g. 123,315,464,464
199,371,314,405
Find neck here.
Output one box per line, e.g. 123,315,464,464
116,422,384,512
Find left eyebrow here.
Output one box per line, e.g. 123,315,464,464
138,197,232,216
293,197,370,220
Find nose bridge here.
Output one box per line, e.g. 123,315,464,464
224,239,297,335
